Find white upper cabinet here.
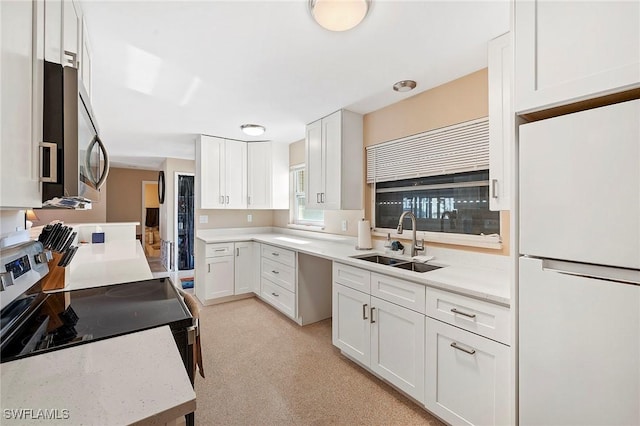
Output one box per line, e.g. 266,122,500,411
79,17,92,97
44,0,80,68
305,109,363,210
488,32,513,211
247,142,289,210
514,0,640,113
0,0,43,208
196,135,247,210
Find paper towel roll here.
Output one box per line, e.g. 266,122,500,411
357,220,372,249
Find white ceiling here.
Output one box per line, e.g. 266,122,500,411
81,0,510,170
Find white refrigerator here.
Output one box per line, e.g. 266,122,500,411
519,99,640,425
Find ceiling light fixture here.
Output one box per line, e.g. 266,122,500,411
309,0,371,32
240,124,266,136
392,80,417,92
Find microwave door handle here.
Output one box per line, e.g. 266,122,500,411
85,135,110,190
93,135,110,190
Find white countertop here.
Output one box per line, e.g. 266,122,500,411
197,229,510,306
0,326,196,425
54,240,153,292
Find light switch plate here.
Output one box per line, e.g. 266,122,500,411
199,215,208,224
247,214,253,223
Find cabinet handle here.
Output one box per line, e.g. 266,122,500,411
362,304,368,320
451,308,476,318
272,252,279,256
226,195,230,204
370,307,376,323
219,196,224,204
450,342,476,355
271,270,279,274
316,193,321,203
64,50,77,68
236,248,239,256
321,193,325,203
271,292,279,297
208,264,210,273
215,248,226,252
247,196,251,205
39,142,58,183
491,179,498,199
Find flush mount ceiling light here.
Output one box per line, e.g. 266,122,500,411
240,124,266,136
393,80,417,92
309,0,371,32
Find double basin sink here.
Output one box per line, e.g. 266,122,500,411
351,254,442,273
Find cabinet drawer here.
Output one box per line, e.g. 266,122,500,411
261,244,295,267
425,317,510,426
206,242,234,257
371,273,426,314
261,278,296,319
426,287,510,345
333,262,371,293
261,258,295,292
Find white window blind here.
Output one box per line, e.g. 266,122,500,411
366,117,489,183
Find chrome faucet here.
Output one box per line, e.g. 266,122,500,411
396,211,425,257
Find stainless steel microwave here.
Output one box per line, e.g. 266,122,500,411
42,61,109,205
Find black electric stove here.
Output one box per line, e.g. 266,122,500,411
0,278,193,368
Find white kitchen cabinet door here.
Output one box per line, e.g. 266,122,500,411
196,135,224,209
305,119,323,209
247,142,270,209
204,256,235,300
514,0,639,113
234,242,253,295
425,317,510,426
332,283,370,366
321,110,342,210
488,32,512,211
370,296,425,402
224,139,247,209
62,0,80,67
304,110,363,210
0,0,43,208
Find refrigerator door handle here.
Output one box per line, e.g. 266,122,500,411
541,258,640,286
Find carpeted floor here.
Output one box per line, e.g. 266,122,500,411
193,297,444,425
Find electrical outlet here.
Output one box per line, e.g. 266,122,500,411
199,215,208,224
247,214,253,223
341,220,347,231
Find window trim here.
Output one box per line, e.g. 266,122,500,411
289,165,325,228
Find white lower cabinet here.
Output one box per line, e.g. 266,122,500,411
332,279,425,402
234,241,253,295
333,262,511,425
259,244,297,320
425,317,510,426
202,255,235,300
195,240,258,305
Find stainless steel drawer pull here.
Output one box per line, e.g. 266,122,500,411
272,252,279,256
370,307,376,323
491,179,498,199
450,342,476,355
215,248,226,252
451,308,476,318
271,292,279,297
362,304,368,320
271,270,279,274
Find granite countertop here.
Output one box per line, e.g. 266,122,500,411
0,326,196,425
197,229,510,306
48,239,153,293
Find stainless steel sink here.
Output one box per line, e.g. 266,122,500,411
392,262,442,273
354,255,409,266
352,255,442,274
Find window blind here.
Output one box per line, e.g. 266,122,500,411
366,117,489,183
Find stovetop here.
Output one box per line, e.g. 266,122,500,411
0,278,192,362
